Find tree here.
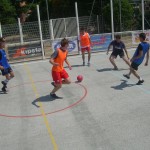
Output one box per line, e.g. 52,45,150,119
0,0,17,24
103,0,134,32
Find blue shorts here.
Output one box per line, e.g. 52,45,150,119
1,67,13,76
131,62,140,71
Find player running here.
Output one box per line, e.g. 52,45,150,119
49,38,72,98
0,37,14,92
123,33,149,85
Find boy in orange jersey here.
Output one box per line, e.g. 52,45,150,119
79,27,91,66
49,38,72,98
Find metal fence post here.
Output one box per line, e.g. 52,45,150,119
97,15,100,34
64,18,67,37
0,22,2,37
142,0,145,32
18,18,24,44
110,0,114,40
37,5,45,59
75,2,80,54
50,19,54,40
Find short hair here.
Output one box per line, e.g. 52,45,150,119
61,38,69,47
115,35,121,39
0,37,5,42
80,27,85,31
139,33,146,40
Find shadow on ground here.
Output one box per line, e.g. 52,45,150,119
32,95,63,108
0,91,8,94
111,80,135,90
64,64,84,68
97,68,129,72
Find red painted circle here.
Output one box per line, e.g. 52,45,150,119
0,80,87,119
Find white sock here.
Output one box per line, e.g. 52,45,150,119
4,79,9,84
140,77,143,81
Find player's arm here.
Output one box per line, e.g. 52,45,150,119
131,45,143,62
65,54,72,70
145,48,149,66
0,52,4,70
123,45,130,59
107,41,113,55
49,50,59,66
87,33,92,46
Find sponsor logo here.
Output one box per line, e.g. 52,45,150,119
12,46,42,58
54,41,76,52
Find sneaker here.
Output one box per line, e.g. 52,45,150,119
51,82,56,87
1,81,7,88
113,66,118,70
136,80,144,85
83,62,85,66
50,93,60,99
87,62,90,66
1,87,7,93
123,74,130,79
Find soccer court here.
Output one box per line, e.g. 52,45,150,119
0,50,150,150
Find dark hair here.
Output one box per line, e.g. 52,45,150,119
139,33,146,40
80,27,85,31
115,35,121,39
0,37,5,42
61,38,69,47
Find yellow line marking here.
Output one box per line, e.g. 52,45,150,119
24,64,58,150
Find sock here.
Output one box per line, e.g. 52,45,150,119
140,77,143,81
3,79,9,84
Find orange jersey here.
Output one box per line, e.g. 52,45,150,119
80,32,91,48
52,48,68,72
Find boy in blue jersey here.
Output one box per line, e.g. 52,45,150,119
123,33,149,85
0,37,14,92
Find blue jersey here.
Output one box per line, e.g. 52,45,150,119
133,42,150,65
110,40,125,52
0,49,10,69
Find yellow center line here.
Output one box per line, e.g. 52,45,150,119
24,64,58,150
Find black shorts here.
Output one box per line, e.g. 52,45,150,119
131,62,140,71
111,50,125,58
1,67,13,76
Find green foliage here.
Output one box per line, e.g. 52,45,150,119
0,0,17,24
103,0,134,32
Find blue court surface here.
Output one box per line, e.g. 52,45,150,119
0,50,150,150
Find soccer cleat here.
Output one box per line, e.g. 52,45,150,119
1,81,7,88
1,87,7,93
123,74,130,79
136,80,144,85
50,93,60,99
51,82,56,87
87,62,91,66
113,66,118,70
83,62,85,66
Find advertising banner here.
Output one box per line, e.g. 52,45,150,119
8,43,42,59
90,34,112,51
132,31,150,44
52,38,78,53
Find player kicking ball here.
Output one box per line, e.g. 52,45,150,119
49,38,72,98
0,37,14,92
123,33,149,85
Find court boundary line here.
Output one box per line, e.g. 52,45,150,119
24,64,58,150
